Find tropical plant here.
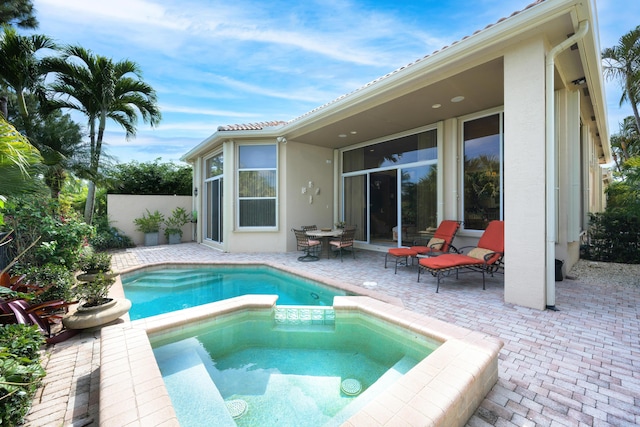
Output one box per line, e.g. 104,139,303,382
2,195,94,268
43,46,162,224
602,26,640,133
0,115,42,197
0,26,55,139
164,207,191,239
77,250,112,274
73,272,115,307
0,324,45,427
11,263,75,304
133,209,164,234
0,0,39,29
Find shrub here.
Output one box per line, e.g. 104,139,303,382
2,195,94,268
14,263,75,304
583,211,640,263
0,324,45,426
88,215,133,251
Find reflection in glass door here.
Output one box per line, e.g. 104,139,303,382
369,170,397,245
204,153,224,243
205,177,223,242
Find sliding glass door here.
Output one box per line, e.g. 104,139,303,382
341,128,438,246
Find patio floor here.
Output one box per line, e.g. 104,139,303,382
24,243,639,426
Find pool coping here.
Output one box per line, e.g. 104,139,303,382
99,293,502,426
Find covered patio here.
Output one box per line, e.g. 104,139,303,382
25,243,639,426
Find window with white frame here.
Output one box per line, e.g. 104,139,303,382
237,144,277,228
462,112,503,231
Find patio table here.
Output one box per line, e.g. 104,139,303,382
306,229,343,259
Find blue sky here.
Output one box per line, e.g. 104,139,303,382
26,0,640,164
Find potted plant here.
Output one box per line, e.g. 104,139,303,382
164,207,191,244
63,271,132,330
74,272,116,308
77,250,112,274
134,209,164,246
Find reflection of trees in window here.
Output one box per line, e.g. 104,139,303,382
206,154,223,178
402,165,437,232
238,171,276,197
464,154,500,229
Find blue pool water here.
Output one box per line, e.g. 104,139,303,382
122,265,349,320
151,308,437,426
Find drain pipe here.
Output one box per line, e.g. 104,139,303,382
545,20,589,310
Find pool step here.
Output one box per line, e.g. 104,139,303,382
330,355,419,426
153,338,237,427
124,270,221,289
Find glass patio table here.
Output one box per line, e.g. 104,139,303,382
306,229,343,259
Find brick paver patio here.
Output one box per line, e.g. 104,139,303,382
24,243,639,426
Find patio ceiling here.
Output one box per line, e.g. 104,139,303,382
287,58,505,149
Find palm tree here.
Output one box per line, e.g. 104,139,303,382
0,114,42,196
43,45,161,223
0,0,38,29
0,26,55,138
602,26,640,132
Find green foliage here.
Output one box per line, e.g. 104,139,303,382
77,250,111,273
74,272,115,307
1,195,94,268
164,207,191,238
14,263,75,304
133,209,164,234
583,211,640,263
0,324,43,360
106,159,192,195
0,324,45,427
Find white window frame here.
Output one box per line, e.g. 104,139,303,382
236,143,278,230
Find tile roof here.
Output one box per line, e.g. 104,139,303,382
217,0,545,133
217,120,288,131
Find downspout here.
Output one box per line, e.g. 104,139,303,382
545,20,589,310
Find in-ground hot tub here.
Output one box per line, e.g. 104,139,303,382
99,294,502,426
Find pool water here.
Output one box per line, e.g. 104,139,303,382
151,308,437,426
122,265,348,320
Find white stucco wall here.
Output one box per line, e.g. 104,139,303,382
503,37,547,310
107,194,194,246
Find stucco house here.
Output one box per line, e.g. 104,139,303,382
182,0,612,311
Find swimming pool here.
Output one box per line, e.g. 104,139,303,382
101,295,503,426
151,305,437,426
121,264,349,320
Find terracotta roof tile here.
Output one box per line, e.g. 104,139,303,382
217,120,287,132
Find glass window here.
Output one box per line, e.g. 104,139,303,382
343,129,437,173
462,114,502,230
206,153,223,178
238,145,277,228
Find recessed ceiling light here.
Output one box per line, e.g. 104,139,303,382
432,103,442,109
350,131,357,134
451,96,465,103
338,134,347,138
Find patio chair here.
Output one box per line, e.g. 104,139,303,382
417,220,504,292
0,298,78,344
292,228,321,262
301,225,317,231
329,226,356,261
385,220,461,274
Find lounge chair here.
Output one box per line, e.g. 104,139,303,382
417,220,504,292
0,298,78,344
385,220,461,274
292,228,321,262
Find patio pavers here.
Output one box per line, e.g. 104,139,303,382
25,243,640,426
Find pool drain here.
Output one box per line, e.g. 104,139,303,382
341,378,362,396
225,399,248,419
